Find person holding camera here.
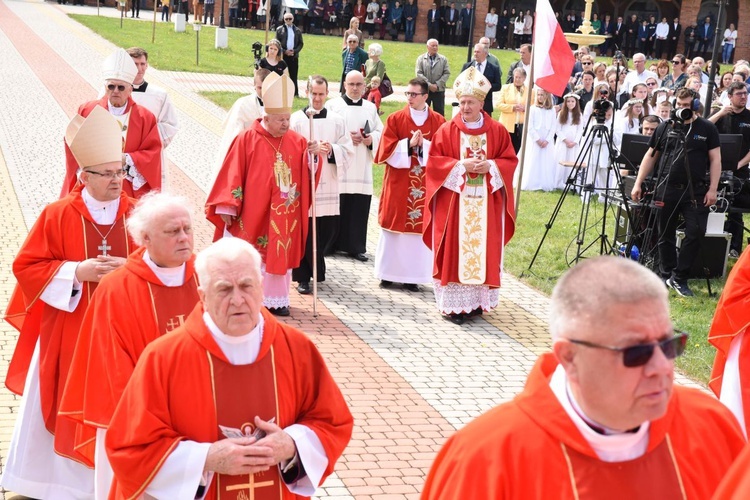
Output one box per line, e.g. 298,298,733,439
631,88,721,297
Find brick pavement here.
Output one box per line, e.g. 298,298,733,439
0,2,705,499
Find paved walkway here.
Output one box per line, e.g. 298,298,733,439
0,2,704,499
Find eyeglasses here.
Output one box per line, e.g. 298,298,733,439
404,91,426,97
646,82,657,86
672,61,682,65
732,91,748,97
106,84,128,92
85,169,127,179
284,17,293,20
582,62,593,65
568,331,688,368
347,40,358,44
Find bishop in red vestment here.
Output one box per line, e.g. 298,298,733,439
423,67,517,324
373,78,445,290
206,72,316,317
714,440,750,499
708,246,750,437
423,257,745,500
2,106,136,499
59,192,199,499
60,49,162,200
106,238,353,500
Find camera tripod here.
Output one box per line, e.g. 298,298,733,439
526,116,634,273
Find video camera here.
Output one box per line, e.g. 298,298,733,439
668,107,693,133
592,97,613,123
252,41,264,69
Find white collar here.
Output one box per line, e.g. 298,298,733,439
549,365,650,462
81,188,120,225
143,250,186,287
203,311,264,365
108,101,128,116
409,105,429,126
462,113,484,130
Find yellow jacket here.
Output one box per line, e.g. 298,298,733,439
496,84,528,133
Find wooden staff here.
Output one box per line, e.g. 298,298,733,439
306,76,319,316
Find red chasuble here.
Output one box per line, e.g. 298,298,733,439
206,120,316,275
60,97,162,199
714,441,750,499
58,247,199,467
106,304,353,500
708,248,750,436
422,112,517,287
3,185,135,464
422,353,745,500
374,106,445,234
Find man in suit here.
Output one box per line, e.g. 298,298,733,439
427,2,441,41
668,17,682,58
459,2,472,46
444,2,458,45
276,13,304,97
461,43,501,116
600,14,613,56
696,16,714,57
684,22,698,59
612,16,624,52
624,13,639,57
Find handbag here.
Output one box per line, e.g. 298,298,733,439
374,15,382,24
379,72,394,98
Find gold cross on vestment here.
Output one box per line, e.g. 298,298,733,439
226,474,274,500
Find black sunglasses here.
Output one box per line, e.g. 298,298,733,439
107,83,128,92
568,332,688,367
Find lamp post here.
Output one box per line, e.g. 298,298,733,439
219,0,225,28
464,0,477,63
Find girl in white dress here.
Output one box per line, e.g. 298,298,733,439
614,98,643,150
521,88,558,191
553,94,583,190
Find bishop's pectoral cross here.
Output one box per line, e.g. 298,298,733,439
98,239,111,256
226,474,274,500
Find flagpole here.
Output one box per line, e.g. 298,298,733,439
514,46,534,216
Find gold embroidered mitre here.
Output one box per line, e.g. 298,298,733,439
453,66,491,101
65,106,123,169
102,48,137,84
262,72,295,114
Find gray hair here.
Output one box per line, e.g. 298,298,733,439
473,43,488,55
549,256,668,342
368,43,383,56
126,191,192,246
513,67,526,77
195,238,262,290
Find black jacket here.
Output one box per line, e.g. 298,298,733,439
275,24,304,58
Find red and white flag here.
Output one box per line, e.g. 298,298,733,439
532,0,575,96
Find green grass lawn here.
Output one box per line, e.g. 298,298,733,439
72,10,728,385
71,14,522,85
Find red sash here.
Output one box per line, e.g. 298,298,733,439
147,275,200,336
563,438,685,499
210,348,283,500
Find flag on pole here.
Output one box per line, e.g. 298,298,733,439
532,0,575,96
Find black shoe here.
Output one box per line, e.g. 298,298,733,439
350,252,368,262
297,282,311,295
729,249,740,259
380,280,394,288
445,313,465,325
467,307,483,317
666,277,694,297
403,283,420,292
268,306,290,316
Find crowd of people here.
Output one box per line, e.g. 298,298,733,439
9,5,750,497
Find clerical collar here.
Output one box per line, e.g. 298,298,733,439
549,364,650,462
342,94,363,106
143,250,186,287
81,187,120,224
108,101,128,116
132,80,149,93
203,310,264,345
303,106,328,119
462,113,484,130
409,105,429,127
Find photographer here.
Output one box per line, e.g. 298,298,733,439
709,81,750,257
631,88,721,297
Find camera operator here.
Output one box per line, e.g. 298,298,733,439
709,81,750,258
631,87,721,297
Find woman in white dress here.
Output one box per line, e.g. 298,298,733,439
554,94,583,190
613,98,643,150
484,7,498,47
521,88,558,191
